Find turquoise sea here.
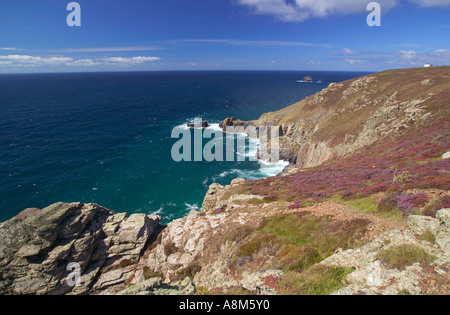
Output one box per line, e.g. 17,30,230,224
0,71,369,222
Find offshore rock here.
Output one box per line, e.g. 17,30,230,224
187,121,209,128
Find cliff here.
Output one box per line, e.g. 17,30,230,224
1,67,449,295
0,202,193,295
223,67,450,169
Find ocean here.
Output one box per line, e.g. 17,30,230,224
0,71,370,223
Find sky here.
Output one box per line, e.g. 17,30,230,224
0,0,449,73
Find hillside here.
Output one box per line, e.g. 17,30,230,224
0,67,449,295
223,66,450,169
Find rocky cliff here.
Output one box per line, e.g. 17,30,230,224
222,67,450,169
0,202,193,295
1,67,449,295
1,195,448,295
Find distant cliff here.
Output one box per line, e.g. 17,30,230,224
223,67,450,170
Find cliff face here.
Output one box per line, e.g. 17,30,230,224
234,67,450,168
0,202,194,295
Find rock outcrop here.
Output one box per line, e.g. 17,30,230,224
187,121,209,128
321,209,450,295
0,202,161,295
134,178,450,295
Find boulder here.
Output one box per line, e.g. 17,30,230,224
435,209,450,254
408,215,440,235
0,202,161,295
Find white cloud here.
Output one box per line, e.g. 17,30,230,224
0,47,22,51
345,59,363,64
65,59,98,67
236,0,449,21
43,57,74,64
409,0,450,8
394,49,450,64
103,56,161,64
178,39,315,47
0,55,161,69
331,48,450,67
53,46,162,53
396,50,417,60
0,55,73,66
236,0,399,21
341,48,358,55
0,55,41,63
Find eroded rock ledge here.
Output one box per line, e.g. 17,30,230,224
0,202,168,295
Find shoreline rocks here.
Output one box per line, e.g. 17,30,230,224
0,202,161,295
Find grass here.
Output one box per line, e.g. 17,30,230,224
258,213,370,258
337,195,378,213
419,231,436,243
143,266,163,280
228,213,370,294
176,264,202,281
273,266,353,295
376,244,436,270
247,196,278,205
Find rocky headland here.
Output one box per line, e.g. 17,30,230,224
1,67,449,295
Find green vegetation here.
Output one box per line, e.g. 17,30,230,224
258,213,370,258
119,259,132,268
228,213,370,294
376,244,436,269
274,266,353,295
338,195,378,213
176,264,202,281
247,196,278,205
164,241,178,257
143,266,163,280
419,230,436,243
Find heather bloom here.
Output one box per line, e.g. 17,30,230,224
289,200,306,209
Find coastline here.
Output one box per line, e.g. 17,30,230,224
177,120,290,181
1,67,448,295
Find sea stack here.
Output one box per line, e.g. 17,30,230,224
187,121,209,128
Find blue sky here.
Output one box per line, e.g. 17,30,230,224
0,0,449,73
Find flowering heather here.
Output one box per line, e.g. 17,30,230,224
397,193,429,210
238,119,449,217
376,193,430,217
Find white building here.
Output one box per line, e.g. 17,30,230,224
424,64,433,67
